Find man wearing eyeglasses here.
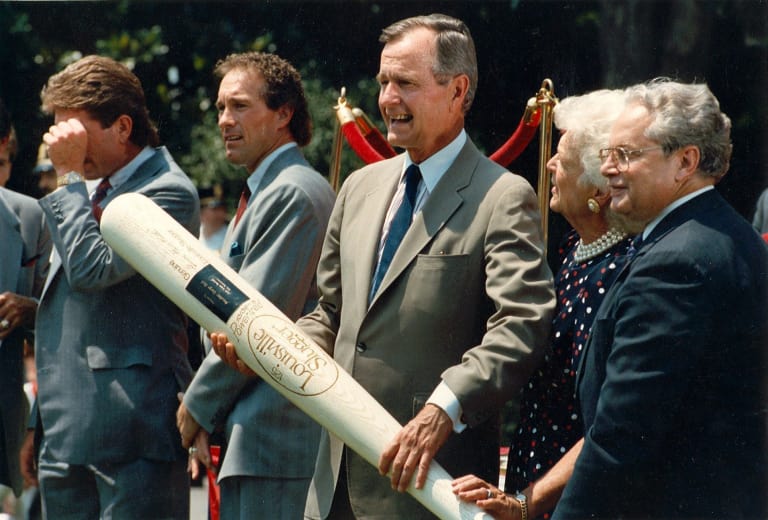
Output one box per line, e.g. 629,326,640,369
553,79,768,519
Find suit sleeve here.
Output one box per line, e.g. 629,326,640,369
295,177,350,355
553,249,716,518
39,177,197,292
442,179,555,426
31,208,52,299
185,182,330,431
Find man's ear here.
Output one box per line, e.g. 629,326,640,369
450,74,470,109
113,114,133,144
675,145,700,182
277,105,294,129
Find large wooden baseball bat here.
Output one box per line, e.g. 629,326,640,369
100,193,491,520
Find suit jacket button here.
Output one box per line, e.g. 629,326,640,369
355,342,367,353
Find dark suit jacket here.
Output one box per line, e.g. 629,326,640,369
36,147,199,466
301,138,555,519
0,188,50,495
554,189,768,519
184,147,334,483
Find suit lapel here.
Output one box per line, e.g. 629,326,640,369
370,141,478,306
358,159,403,308
220,147,313,259
574,238,650,392
574,189,724,391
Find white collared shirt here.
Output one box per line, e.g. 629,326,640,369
102,146,155,193
244,142,298,202
642,186,714,240
375,130,467,265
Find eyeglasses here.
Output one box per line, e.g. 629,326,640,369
598,146,664,172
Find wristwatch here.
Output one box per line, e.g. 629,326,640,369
514,492,529,520
57,171,84,188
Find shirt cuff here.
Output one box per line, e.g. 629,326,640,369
427,381,467,433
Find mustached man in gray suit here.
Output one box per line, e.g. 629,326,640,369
0,99,51,505
28,55,200,519
176,52,335,519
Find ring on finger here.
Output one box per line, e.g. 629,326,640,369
188,446,197,455
0,319,9,329
486,488,495,499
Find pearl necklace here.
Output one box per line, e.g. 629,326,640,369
573,228,628,263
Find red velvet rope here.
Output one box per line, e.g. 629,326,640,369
362,125,396,159
342,107,541,166
352,111,396,159
207,445,221,520
489,110,542,167
341,120,388,164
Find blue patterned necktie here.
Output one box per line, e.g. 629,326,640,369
369,164,422,302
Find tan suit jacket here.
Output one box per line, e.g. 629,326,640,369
300,138,555,519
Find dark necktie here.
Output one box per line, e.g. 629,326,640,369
369,164,422,302
627,233,644,257
233,185,251,227
91,177,112,223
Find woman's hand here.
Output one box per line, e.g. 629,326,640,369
452,474,523,520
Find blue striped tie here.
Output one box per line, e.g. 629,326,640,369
369,164,422,302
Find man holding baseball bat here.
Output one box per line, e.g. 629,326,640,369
214,13,554,519
177,51,335,519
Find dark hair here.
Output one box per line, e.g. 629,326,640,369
214,52,312,147
41,55,160,147
380,14,478,113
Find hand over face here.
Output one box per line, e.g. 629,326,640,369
43,117,88,175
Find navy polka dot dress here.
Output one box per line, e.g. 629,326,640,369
504,229,631,516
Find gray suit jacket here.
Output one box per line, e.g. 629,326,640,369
0,188,50,495
184,147,335,481
300,138,555,519
35,147,199,466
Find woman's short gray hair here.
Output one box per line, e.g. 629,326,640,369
554,89,627,190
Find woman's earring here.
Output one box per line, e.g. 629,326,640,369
587,197,600,214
